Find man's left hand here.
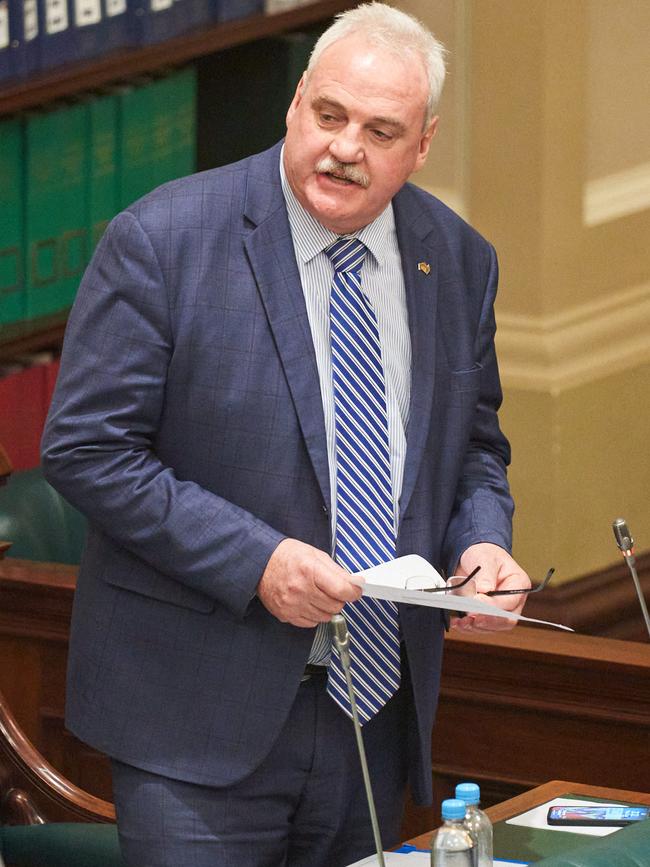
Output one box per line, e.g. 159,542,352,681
450,542,531,632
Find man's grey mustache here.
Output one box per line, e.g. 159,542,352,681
315,157,370,189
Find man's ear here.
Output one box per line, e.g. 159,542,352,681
414,115,439,170
286,72,307,126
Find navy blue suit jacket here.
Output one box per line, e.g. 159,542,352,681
42,142,513,804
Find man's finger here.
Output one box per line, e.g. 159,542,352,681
313,569,363,603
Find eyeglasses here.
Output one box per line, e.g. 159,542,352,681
420,565,555,597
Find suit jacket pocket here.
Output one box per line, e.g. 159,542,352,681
103,569,216,613
86,534,216,613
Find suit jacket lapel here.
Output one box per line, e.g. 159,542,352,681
242,145,331,508
393,186,440,524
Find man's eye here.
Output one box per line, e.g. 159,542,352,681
319,113,338,124
372,129,393,142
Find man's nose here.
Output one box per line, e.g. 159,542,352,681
329,127,364,164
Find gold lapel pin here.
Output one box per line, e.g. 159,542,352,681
417,261,431,275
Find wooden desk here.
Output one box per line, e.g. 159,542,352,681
1,556,649,838
408,780,650,851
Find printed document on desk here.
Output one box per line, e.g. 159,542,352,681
351,556,572,632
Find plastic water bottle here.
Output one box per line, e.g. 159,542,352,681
456,782,493,867
431,798,477,866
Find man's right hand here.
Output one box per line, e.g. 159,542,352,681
257,538,362,628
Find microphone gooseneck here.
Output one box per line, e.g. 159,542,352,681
611,518,650,639
330,614,386,867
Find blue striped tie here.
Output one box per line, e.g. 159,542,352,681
325,236,401,724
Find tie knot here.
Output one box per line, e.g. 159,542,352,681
325,237,368,273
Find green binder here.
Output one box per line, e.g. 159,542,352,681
25,102,90,319
118,67,196,209
0,117,26,326
89,92,119,252
157,66,197,182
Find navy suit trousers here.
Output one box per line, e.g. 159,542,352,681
111,671,410,867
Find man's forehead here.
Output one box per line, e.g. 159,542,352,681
307,35,428,110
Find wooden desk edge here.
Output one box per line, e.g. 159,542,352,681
407,780,650,851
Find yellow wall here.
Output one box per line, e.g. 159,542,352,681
398,0,650,582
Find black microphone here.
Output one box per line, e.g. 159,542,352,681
612,518,635,560
611,518,649,640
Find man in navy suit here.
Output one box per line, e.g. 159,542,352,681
42,4,530,865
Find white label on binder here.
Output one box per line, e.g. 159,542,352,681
105,0,126,17
24,0,39,39
151,0,172,12
0,2,9,50
75,0,101,26
46,0,69,34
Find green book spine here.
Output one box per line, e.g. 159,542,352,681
89,92,119,252
163,66,197,181
0,117,26,327
118,77,159,209
118,67,197,210
25,102,90,319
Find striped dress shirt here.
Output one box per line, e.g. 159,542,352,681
279,150,412,663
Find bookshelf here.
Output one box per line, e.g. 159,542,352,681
0,1,351,115
0,0,352,359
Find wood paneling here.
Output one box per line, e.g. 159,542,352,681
2,557,648,841
405,626,650,839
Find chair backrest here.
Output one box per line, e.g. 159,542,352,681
0,468,85,564
0,687,114,826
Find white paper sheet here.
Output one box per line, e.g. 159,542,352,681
351,556,573,632
506,797,621,836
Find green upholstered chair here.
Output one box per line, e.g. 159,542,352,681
0,823,126,867
0,466,85,564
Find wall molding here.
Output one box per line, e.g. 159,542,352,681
584,160,650,227
496,281,650,393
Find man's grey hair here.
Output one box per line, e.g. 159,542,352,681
306,2,447,127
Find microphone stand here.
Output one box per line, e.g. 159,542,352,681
612,518,650,639
330,614,386,867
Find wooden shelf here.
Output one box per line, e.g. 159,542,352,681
0,312,69,361
0,1,351,116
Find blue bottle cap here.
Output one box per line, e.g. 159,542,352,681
456,782,480,805
441,798,467,820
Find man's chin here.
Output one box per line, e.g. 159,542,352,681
302,180,372,233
